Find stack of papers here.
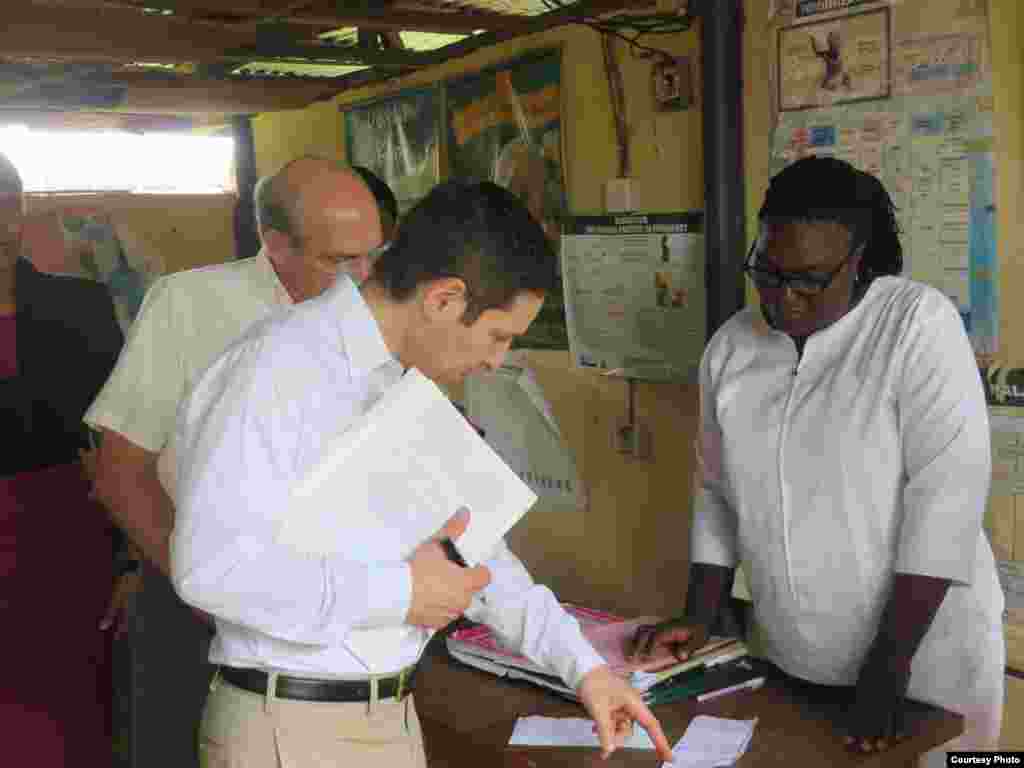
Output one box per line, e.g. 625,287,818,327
448,605,733,700
662,716,758,768
509,717,657,750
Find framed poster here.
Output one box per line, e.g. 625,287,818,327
778,8,891,111
446,48,569,349
445,49,566,242
343,87,441,214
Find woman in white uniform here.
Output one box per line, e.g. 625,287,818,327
633,157,1004,764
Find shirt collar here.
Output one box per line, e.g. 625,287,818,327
255,248,294,307
326,275,399,378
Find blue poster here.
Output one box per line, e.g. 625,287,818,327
968,137,998,363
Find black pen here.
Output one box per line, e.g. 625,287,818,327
440,537,469,568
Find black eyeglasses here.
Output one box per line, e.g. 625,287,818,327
743,240,862,297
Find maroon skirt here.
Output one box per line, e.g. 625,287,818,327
0,462,114,766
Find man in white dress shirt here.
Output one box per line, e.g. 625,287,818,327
171,180,674,767
87,157,393,767
631,157,1004,767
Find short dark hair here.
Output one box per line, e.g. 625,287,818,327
351,165,398,226
759,156,902,286
372,180,557,323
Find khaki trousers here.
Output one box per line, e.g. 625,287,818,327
199,672,429,768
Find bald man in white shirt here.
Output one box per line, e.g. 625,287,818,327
87,157,392,767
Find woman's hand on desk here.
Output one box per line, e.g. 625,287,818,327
629,618,710,663
578,665,674,761
844,649,911,753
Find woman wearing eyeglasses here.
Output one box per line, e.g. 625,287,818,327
632,156,1004,766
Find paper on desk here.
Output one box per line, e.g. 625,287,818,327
509,717,656,750
662,716,758,767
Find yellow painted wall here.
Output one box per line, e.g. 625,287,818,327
26,192,236,274
252,24,702,618
253,99,346,178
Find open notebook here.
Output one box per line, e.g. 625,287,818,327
279,368,538,671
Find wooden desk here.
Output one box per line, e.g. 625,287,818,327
413,636,962,768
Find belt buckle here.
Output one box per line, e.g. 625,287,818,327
395,667,408,701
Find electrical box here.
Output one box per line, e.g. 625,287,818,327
604,177,636,213
653,56,692,112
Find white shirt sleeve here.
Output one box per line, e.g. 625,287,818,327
84,276,183,452
689,348,739,568
171,339,412,647
896,291,990,586
465,539,607,691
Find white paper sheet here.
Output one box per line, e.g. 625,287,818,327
509,717,656,750
280,368,538,671
662,716,758,768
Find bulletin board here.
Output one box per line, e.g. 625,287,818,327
768,0,998,365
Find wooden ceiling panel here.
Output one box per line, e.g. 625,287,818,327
3,5,255,63
0,0,659,114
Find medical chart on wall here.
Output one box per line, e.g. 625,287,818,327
988,404,1024,617
769,0,998,364
560,212,704,382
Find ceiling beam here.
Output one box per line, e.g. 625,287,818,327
12,70,342,112
220,43,443,68
106,76,341,112
326,0,665,93
2,5,259,63
32,0,531,34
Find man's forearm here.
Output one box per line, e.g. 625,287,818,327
94,430,174,576
103,470,173,575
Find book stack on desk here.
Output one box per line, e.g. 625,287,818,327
446,604,746,702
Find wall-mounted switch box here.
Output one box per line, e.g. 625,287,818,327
653,56,693,112
614,420,652,460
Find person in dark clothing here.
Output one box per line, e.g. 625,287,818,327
0,150,126,765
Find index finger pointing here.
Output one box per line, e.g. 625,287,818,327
629,702,673,761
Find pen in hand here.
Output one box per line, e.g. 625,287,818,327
440,536,469,568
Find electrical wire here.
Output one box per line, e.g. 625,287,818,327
540,0,693,60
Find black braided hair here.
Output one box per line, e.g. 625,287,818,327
759,156,902,286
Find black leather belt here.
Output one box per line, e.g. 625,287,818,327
219,664,417,703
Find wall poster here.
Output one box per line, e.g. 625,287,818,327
343,87,441,215
778,8,891,111
444,49,568,350
561,212,705,382
769,0,998,363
